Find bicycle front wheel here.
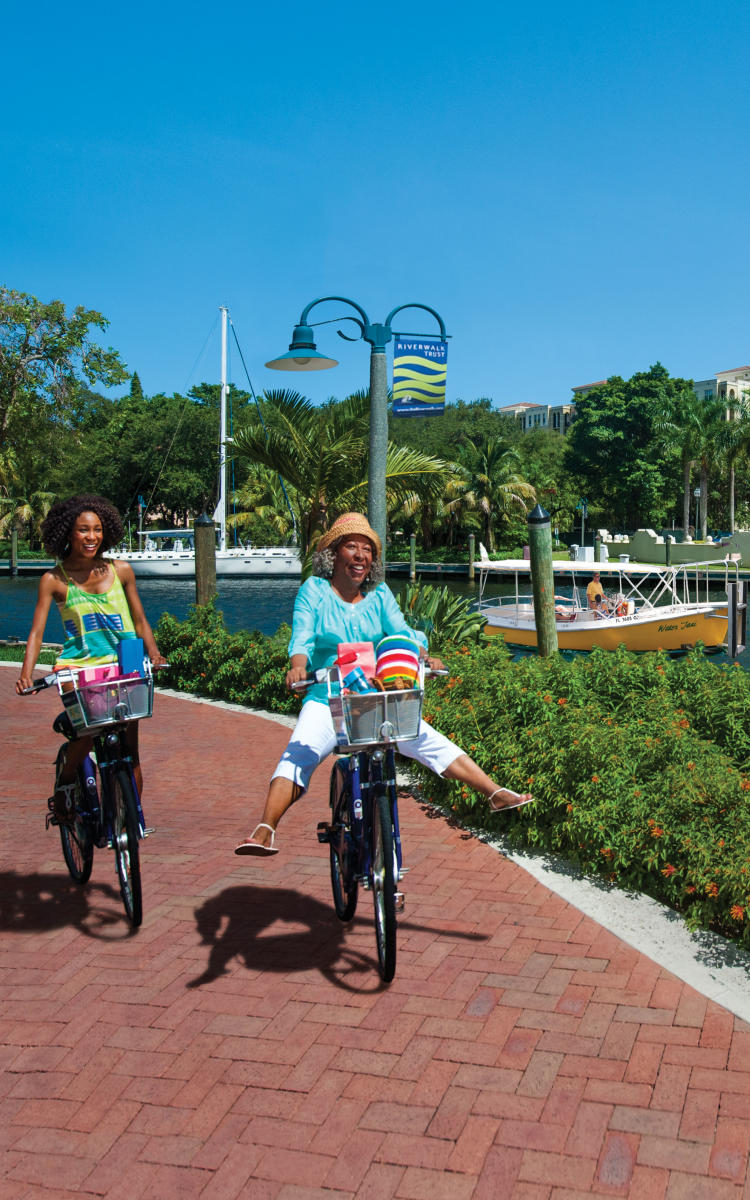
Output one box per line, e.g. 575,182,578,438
109,768,143,927
371,790,397,982
55,750,94,885
329,762,358,921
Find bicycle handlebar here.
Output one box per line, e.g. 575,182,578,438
290,664,448,693
20,661,170,696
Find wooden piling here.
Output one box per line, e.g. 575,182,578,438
468,534,475,582
409,533,416,582
527,504,558,657
194,513,217,607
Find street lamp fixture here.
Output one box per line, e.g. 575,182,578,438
266,295,448,555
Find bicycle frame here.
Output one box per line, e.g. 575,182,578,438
341,746,402,887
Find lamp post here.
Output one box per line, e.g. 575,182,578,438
265,296,448,557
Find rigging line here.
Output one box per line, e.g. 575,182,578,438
126,314,220,520
229,318,298,541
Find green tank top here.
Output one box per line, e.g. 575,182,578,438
55,563,137,668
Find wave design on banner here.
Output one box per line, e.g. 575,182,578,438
392,339,448,417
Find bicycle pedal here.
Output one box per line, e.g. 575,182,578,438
398,866,410,879
143,827,156,837
395,892,405,912
317,822,331,844
45,811,59,829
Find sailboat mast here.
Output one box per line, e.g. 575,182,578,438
217,305,228,552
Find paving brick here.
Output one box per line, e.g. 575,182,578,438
5,676,750,1200
395,1165,477,1199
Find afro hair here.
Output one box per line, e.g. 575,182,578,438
41,495,125,559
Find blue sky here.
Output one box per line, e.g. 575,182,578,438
4,0,749,408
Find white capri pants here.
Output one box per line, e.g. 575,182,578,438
271,699,463,793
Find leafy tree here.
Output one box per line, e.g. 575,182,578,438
563,364,687,529
0,288,127,455
391,397,520,460
515,428,579,533
130,372,144,399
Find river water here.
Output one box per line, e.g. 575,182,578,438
1,573,747,669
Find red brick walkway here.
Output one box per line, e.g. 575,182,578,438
2,668,750,1198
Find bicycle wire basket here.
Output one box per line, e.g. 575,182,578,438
58,666,154,731
327,667,423,747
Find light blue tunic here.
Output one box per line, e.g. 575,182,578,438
288,577,428,703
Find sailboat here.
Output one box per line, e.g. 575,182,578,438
113,308,301,579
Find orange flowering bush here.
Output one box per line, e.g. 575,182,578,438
418,640,750,946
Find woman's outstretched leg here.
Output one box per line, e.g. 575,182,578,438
441,754,533,811
234,778,303,855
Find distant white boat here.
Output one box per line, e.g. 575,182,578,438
111,307,301,580
115,532,300,578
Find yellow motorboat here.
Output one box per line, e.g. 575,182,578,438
478,558,740,653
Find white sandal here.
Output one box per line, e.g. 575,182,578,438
488,789,534,813
234,822,279,856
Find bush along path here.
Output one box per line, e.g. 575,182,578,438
417,640,750,947
155,602,750,947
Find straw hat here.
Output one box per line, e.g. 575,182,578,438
317,513,382,559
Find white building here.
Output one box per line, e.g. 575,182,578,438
693,366,750,405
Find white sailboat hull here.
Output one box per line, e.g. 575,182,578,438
111,548,300,578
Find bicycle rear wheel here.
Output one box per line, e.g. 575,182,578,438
109,768,142,927
55,749,94,885
371,789,397,982
329,762,358,921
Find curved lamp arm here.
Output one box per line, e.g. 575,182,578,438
384,302,448,340
299,295,371,329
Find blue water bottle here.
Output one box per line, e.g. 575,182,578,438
343,667,373,693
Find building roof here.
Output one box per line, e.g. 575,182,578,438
716,366,750,377
571,379,608,392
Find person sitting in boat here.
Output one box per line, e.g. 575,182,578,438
586,572,610,616
234,512,533,856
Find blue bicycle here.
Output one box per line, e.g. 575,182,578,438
25,664,156,927
309,664,443,983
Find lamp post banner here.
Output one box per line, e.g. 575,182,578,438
392,338,447,416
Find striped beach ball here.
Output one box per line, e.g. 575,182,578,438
375,634,421,687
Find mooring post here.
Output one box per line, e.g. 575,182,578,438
468,533,475,583
594,534,601,563
409,533,416,583
10,528,18,577
528,504,558,657
665,534,671,567
194,513,217,607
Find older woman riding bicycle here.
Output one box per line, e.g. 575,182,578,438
235,512,532,856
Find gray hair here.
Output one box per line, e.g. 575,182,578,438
312,544,384,591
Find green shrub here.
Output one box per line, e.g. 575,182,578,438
417,641,750,946
154,601,300,715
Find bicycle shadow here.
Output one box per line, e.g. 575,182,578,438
186,884,488,992
0,870,137,940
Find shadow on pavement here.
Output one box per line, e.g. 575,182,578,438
187,884,488,992
0,870,138,939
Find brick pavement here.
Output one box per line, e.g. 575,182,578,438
2,667,750,1198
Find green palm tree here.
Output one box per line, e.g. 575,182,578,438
655,390,726,537
0,447,56,550
230,389,451,554
228,464,298,545
716,394,750,534
450,437,536,553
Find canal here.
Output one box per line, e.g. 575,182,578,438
1,572,747,669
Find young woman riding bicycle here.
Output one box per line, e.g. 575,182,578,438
16,494,166,821
235,512,533,857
